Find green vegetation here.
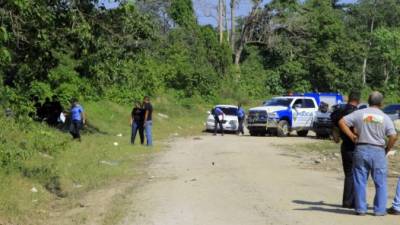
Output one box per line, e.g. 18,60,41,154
1,0,400,223
1,0,399,114
0,95,208,224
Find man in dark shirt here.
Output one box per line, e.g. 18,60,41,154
130,101,144,145
143,96,153,146
331,91,360,209
49,95,63,126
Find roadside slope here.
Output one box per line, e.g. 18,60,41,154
120,135,399,225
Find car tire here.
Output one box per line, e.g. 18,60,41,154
249,131,257,136
297,130,309,137
316,132,330,139
277,120,290,137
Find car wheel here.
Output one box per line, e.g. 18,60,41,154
316,132,330,139
297,130,309,137
277,120,290,137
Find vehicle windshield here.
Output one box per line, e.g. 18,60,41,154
383,105,400,114
264,98,293,107
215,107,238,116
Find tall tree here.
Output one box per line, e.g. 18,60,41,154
218,0,224,43
230,0,238,50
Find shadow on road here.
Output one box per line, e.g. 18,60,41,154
292,200,355,215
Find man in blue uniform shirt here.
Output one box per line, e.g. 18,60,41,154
69,98,86,141
237,104,245,135
214,107,224,136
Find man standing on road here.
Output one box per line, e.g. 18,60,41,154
237,104,245,136
388,178,400,215
143,96,153,146
331,91,360,209
213,106,224,136
339,91,397,216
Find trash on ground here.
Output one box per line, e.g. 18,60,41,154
116,133,123,137
158,113,169,119
113,142,119,146
31,187,38,193
100,160,119,166
73,183,83,189
39,152,54,159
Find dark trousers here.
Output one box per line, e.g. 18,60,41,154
70,120,82,139
238,117,244,134
131,122,144,144
214,117,223,134
341,144,355,208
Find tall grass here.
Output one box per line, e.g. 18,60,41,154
0,94,209,224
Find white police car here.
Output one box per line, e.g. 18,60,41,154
205,105,239,132
247,93,343,137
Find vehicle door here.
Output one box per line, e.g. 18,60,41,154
291,98,317,128
301,99,317,128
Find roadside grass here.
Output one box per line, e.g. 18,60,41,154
295,140,338,155
0,95,209,224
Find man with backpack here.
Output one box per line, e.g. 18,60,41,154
330,91,361,209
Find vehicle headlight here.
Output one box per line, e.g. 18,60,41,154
268,112,279,118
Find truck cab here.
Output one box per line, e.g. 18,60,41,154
247,93,343,137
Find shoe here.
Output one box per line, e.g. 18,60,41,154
355,212,366,216
387,207,400,215
342,205,354,209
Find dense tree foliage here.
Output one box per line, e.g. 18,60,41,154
1,0,400,113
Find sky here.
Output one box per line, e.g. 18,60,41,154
99,0,357,26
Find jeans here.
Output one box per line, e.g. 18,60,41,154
341,144,355,208
214,117,223,134
353,145,387,214
145,120,153,146
69,120,82,139
392,178,400,211
131,122,144,145
238,117,244,135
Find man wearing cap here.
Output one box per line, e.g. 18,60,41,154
339,91,397,216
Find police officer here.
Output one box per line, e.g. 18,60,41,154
213,107,224,136
339,91,397,216
237,104,245,135
331,91,360,209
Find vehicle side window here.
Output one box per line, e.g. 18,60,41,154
303,99,316,108
293,99,303,108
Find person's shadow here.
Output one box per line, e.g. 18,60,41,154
292,200,356,215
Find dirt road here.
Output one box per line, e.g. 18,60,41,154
120,135,399,225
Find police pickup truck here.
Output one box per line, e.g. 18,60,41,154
247,93,343,137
